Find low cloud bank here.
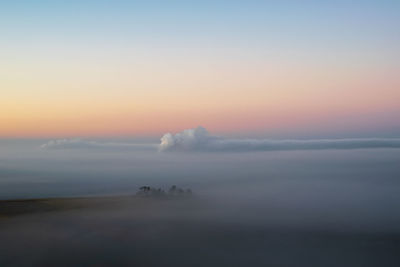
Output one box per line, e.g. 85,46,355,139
41,139,102,149
159,127,400,152
41,138,156,151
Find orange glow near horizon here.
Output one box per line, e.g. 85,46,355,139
1,39,399,138
2,1,400,138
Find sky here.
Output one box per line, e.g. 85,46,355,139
1,0,399,138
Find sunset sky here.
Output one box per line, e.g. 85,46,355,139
1,1,399,138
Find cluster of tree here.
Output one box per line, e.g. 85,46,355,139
136,185,192,198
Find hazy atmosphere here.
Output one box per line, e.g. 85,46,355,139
1,135,400,266
1,1,400,266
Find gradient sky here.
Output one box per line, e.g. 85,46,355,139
1,0,399,138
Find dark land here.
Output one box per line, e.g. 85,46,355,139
1,194,399,267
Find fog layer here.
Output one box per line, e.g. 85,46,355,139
0,139,400,266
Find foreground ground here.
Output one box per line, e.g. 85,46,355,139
0,195,399,267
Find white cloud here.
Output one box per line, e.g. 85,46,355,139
159,126,214,152
159,127,400,152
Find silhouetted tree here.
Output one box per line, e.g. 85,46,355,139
168,185,177,195
137,185,193,198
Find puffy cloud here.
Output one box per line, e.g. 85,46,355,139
159,127,400,152
159,126,215,152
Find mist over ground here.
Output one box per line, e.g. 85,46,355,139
1,138,400,266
